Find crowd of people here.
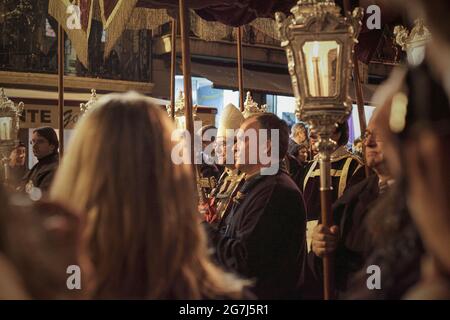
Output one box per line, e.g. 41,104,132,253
0,0,449,300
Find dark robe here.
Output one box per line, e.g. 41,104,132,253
344,185,423,300
283,154,303,188
22,153,59,193
204,169,307,299
301,147,365,221
306,175,381,298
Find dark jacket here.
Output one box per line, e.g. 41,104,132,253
22,153,59,193
204,170,307,299
306,175,380,298
283,154,303,188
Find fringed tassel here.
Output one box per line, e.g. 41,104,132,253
190,11,231,42
101,0,139,59
249,18,280,41
126,8,171,31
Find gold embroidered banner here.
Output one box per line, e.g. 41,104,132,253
48,0,94,67
48,0,290,67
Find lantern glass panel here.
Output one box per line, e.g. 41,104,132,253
407,45,426,66
302,40,341,98
0,117,12,140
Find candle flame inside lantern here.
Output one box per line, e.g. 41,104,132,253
312,41,320,58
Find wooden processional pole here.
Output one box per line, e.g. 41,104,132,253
179,0,195,167
344,0,368,178
237,26,245,112
170,18,177,120
58,24,65,157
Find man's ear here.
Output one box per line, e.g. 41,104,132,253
49,145,55,153
265,139,272,157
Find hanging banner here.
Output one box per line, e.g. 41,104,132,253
48,0,95,68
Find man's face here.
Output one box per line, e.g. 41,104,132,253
309,129,321,156
355,141,363,152
296,128,307,144
31,132,54,160
364,123,384,169
297,146,309,163
214,136,235,167
234,119,264,174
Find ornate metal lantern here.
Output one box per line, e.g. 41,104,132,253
0,88,24,183
80,89,99,115
166,91,198,130
276,0,363,124
394,19,431,66
276,0,363,300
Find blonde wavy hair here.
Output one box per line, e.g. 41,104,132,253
50,92,247,299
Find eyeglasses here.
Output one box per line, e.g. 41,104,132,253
30,138,48,146
363,130,382,143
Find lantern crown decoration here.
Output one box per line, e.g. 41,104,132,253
80,89,98,115
394,19,431,66
167,91,198,118
242,91,267,119
167,91,198,129
394,19,431,51
276,0,363,126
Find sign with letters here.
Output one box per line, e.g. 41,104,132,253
20,104,82,129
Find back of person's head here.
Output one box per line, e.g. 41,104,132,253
336,121,350,147
0,187,80,299
33,127,59,153
50,92,247,299
250,113,290,160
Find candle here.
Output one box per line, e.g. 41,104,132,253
312,41,322,96
0,120,11,140
0,121,6,140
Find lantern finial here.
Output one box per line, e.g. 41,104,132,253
80,89,99,115
242,91,267,119
394,19,431,66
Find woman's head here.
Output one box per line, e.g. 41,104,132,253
50,92,246,299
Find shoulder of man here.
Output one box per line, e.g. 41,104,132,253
38,160,59,173
263,172,305,212
333,175,378,208
241,171,300,203
332,147,364,165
